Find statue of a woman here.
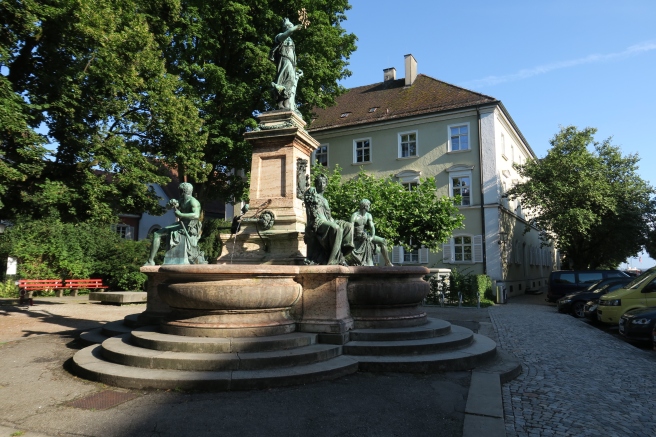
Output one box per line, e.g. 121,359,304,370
270,18,303,112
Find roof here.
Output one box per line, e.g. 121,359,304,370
308,74,500,132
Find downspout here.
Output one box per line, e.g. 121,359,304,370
477,107,487,275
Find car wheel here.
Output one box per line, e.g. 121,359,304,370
572,302,585,318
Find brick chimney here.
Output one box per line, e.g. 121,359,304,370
383,67,396,82
404,54,417,86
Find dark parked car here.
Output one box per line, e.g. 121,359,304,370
547,270,629,302
619,307,656,343
584,300,599,321
557,278,633,318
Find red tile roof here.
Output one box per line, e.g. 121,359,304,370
308,74,499,132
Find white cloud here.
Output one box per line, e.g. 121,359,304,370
462,41,656,88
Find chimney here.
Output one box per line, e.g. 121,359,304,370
404,54,417,86
383,67,396,82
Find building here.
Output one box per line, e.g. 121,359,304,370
307,54,558,297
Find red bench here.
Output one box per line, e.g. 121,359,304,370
18,278,109,304
59,279,109,297
18,279,64,305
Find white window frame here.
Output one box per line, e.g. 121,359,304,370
353,137,372,164
442,235,483,264
112,224,134,240
398,130,418,159
313,144,329,167
447,122,470,152
449,171,472,206
500,132,507,160
392,245,430,265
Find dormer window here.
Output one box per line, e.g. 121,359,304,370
340,112,351,118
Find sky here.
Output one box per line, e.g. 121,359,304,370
337,0,656,269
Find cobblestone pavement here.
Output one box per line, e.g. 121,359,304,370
490,296,656,437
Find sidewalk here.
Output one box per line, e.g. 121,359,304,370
0,297,506,437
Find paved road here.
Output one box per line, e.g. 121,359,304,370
491,294,656,437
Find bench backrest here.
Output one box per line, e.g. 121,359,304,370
18,279,64,289
64,279,107,288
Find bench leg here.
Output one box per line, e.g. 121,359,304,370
55,289,63,298
29,298,33,306
71,289,78,297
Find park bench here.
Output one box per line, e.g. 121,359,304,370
18,279,64,305
56,279,109,297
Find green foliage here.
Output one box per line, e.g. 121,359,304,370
1,0,356,222
506,126,655,269
425,269,493,307
0,280,19,298
312,165,464,251
198,218,232,263
0,217,148,290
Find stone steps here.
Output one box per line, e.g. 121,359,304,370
130,328,317,353
352,334,497,373
101,334,342,371
344,325,473,356
72,345,359,391
73,317,499,391
348,318,452,341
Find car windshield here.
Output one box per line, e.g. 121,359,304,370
584,280,603,291
626,267,656,289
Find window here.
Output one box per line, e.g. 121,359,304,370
442,235,483,264
112,224,134,240
501,133,507,159
448,123,470,152
402,182,418,192
353,138,371,163
398,131,417,158
450,174,471,206
392,244,429,264
314,144,328,166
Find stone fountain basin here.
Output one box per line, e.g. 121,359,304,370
157,265,301,311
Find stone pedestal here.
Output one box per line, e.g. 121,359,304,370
135,266,172,325
295,266,353,344
218,110,318,265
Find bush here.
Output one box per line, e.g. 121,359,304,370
0,280,18,298
425,269,494,307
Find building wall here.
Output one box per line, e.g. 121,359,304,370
137,184,176,240
310,105,556,295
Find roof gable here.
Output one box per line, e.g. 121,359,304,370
308,74,499,132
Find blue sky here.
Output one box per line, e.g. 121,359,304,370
337,0,656,269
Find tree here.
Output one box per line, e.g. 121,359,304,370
506,126,654,269
1,0,356,223
313,166,465,252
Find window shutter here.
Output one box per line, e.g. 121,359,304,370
473,235,483,263
419,247,429,264
442,241,452,263
392,246,404,264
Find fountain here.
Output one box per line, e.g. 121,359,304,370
71,16,498,390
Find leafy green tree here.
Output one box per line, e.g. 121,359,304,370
506,126,654,269
313,166,464,252
1,0,356,222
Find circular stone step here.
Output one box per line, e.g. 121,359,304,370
343,325,474,356
348,318,452,342
130,327,317,354
101,334,342,371
72,344,358,391
353,334,497,373
101,320,132,337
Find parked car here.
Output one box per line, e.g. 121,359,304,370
598,267,656,325
547,270,629,303
619,307,656,343
558,278,633,318
584,300,599,321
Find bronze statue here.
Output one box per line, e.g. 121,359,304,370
348,199,393,266
270,17,303,112
145,182,207,265
304,174,354,265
